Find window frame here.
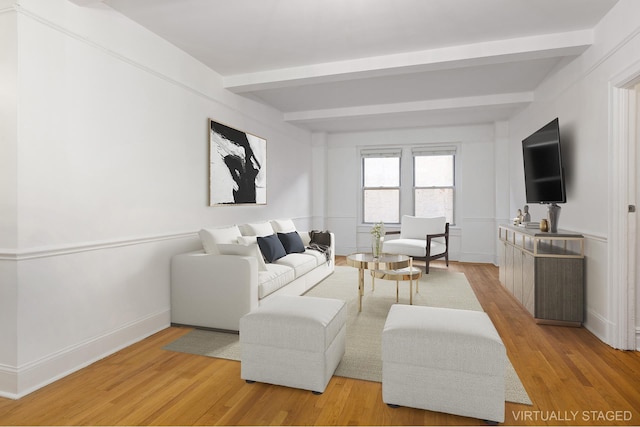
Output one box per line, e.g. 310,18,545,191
361,149,402,224
412,148,456,225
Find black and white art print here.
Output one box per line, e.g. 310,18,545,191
209,119,266,205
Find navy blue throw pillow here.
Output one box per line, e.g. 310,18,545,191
277,231,305,254
257,234,287,263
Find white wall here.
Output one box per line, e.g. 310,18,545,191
324,125,498,263
0,0,313,398
505,0,640,347
0,1,19,397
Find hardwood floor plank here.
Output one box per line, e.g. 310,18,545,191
1,258,639,425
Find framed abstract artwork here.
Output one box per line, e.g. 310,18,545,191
209,119,267,205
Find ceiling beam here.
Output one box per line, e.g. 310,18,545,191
224,30,592,93
283,92,534,124
66,0,103,6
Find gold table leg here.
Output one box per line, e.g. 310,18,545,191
410,278,413,304
358,267,364,312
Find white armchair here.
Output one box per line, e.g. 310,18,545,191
382,215,449,274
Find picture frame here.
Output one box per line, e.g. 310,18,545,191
209,119,267,206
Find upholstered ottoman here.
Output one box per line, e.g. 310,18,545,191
382,305,506,423
239,295,346,394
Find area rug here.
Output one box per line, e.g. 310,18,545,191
163,266,532,405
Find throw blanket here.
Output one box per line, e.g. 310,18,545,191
308,230,332,264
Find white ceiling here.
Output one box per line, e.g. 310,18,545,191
102,0,619,133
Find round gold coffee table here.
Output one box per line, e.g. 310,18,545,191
370,259,422,305
346,253,410,311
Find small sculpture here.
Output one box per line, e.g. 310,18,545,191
523,205,531,222
514,209,523,225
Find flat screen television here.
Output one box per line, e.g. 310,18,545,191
522,118,566,204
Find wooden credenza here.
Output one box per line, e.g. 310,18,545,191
498,224,584,326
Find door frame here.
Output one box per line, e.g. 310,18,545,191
609,62,640,350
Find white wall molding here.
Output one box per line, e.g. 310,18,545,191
461,217,496,223
0,4,15,15
0,231,197,261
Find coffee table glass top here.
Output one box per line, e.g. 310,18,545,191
346,253,410,270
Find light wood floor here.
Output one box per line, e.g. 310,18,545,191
1,258,639,426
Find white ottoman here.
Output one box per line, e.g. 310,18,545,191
382,305,506,423
239,295,346,394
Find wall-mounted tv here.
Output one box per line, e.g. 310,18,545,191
522,118,566,204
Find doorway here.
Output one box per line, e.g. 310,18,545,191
609,69,639,350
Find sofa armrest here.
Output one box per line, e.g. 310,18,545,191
170,251,259,331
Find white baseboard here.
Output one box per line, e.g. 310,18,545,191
458,252,494,264
0,365,17,400
0,310,170,400
583,308,610,345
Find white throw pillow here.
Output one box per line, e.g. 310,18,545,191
217,243,267,271
270,219,296,233
400,215,446,242
199,225,241,254
237,235,257,245
240,222,274,237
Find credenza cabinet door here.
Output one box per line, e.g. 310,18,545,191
498,241,506,285
505,243,515,294
535,257,584,322
521,252,535,316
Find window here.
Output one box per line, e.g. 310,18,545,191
413,149,455,224
360,146,456,226
362,150,400,223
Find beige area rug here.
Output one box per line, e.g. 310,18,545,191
163,266,532,405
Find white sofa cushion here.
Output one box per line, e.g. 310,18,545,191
400,215,446,244
383,239,446,258
303,248,325,264
199,225,242,254
241,222,274,237
258,264,296,299
217,243,267,271
271,219,296,233
274,253,318,277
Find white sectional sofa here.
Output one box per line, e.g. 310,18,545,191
170,219,335,332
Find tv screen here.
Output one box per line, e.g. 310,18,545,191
522,118,566,204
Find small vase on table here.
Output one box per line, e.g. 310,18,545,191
372,236,384,258
370,221,385,259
